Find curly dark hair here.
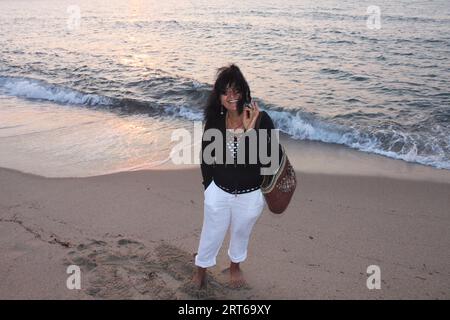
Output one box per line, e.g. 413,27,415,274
203,64,252,127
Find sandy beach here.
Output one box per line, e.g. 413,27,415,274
1,162,449,300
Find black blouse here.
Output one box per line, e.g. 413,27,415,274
200,111,283,194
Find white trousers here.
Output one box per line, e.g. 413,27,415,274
195,180,265,268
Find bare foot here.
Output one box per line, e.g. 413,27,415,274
191,267,207,289
229,262,247,288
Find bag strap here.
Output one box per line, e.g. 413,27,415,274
254,111,263,130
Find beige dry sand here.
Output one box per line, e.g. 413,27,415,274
0,166,449,299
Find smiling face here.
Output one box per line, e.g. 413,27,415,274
213,64,251,116
219,84,242,112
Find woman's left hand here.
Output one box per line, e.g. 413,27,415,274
243,100,260,131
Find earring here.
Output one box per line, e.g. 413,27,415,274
220,105,224,115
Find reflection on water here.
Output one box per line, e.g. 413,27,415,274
0,0,449,174
0,95,192,177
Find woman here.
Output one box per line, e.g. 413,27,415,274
193,64,281,289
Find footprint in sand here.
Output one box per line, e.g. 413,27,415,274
65,238,175,299
64,238,251,299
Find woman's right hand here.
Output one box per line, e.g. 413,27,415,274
243,100,260,131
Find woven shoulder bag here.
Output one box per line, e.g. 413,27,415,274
256,113,297,214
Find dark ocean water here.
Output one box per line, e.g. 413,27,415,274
0,0,449,174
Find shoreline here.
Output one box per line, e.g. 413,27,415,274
1,95,448,183
1,166,449,299
2,131,450,185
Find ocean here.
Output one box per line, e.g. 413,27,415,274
0,0,449,177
